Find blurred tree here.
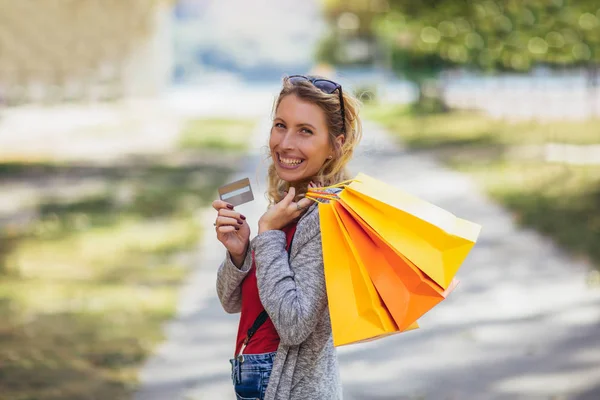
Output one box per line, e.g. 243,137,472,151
316,0,389,66
318,0,600,112
0,0,175,104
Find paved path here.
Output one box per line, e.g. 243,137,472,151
135,116,600,400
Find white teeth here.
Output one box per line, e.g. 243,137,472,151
280,156,303,165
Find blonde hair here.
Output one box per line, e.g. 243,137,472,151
265,75,363,205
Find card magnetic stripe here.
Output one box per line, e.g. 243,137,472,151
221,186,251,200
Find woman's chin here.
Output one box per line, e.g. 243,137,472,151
277,171,301,183
276,167,310,183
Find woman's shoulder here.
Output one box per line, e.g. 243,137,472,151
296,187,342,239
296,202,320,238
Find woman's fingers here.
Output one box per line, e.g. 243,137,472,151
216,225,238,234
213,202,245,227
218,208,246,222
279,187,296,207
212,199,234,211
215,215,243,229
296,197,313,210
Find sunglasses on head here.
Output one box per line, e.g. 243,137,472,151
287,75,346,135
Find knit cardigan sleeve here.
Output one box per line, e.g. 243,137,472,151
252,209,326,346
215,248,254,314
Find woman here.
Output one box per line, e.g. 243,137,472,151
213,75,362,400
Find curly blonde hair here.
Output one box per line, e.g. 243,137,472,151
265,75,363,205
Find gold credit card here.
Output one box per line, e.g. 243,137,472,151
218,177,254,206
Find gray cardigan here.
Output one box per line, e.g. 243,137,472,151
216,200,342,400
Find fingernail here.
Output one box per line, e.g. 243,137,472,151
238,220,243,225
235,226,240,230
226,204,234,210
240,215,246,220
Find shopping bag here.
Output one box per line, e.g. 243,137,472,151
319,201,417,347
339,173,481,289
333,200,451,331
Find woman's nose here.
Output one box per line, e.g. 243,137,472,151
279,131,295,150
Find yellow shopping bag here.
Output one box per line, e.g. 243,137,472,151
335,200,450,331
320,201,417,347
340,173,481,289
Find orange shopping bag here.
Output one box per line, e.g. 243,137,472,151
333,200,454,331
339,173,482,289
319,201,417,347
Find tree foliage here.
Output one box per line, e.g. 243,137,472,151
319,0,600,73
382,0,600,72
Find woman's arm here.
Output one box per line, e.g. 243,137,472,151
252,228,327,346
216,248,253,314
212,198,252,314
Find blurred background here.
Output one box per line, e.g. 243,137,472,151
0,0,599,399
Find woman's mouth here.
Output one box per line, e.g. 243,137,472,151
277,153,305,170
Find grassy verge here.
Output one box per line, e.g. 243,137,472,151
366,104,600,268
0,159,233,399
178,118,257,152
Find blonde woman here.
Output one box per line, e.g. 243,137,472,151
213,75,362,400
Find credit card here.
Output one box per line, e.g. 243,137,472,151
218,177,254,207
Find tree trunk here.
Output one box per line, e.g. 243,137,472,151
415,78,449,114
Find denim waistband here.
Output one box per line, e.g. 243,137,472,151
230,351,276,372
240,352,276,362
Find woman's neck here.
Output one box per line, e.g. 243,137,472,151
285,179,311,200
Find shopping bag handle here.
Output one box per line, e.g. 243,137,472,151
306,179,361,202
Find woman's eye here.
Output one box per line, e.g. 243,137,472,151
301,128,313,134
275,123,285,129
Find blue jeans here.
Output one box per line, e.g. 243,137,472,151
229,352,275,400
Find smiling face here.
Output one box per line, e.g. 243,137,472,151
270,94,339,184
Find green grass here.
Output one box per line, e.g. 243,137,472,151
178,118,257,151
0,158,235,399
366,103,600,268
0,217,194,400
0,160,66,178
365,104,600,148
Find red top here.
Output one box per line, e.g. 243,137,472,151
234,223,297,356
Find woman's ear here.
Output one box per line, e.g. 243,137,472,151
327,134,345,161
335,134,345,150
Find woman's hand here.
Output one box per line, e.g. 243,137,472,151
258,187,313,234
308,180,322,190
212,200,251,266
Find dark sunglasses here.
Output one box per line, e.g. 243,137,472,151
287,75,346,134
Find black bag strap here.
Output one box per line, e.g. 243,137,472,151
244,310,269,346
243,230,295,348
